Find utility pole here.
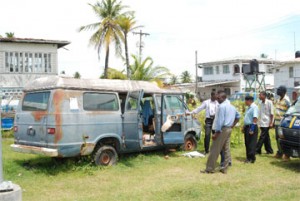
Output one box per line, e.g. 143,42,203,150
294,32,296,52
133,30,150,61
195,51,198,98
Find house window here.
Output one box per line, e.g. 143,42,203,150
223,65,230,74
28,53,33,72
4,51,52,74
289,66,294,78
216,66,220,74
204,67,213,75
234,64,240,74
19,53,23,72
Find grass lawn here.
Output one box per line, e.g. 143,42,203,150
1,132,300,201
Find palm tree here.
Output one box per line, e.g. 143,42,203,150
129,55,170,82
79,0,128,78
5,32,15,38
74,72,81,79
100,67,127,79
170,75,178,85
116,15,142,79
180,70,192,83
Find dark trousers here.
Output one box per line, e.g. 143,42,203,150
204,118,214,153
275,125,283,155
244,125,258,162
256,127,273,154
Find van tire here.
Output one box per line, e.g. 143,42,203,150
183,134,197,151
94,145,118,166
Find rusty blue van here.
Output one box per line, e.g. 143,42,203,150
11,76,201,165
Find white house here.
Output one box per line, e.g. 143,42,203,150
274,52,300,101
0,37,69,98
195,56,278,100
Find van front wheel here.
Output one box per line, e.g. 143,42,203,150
184,134,197,151
94,145,118,166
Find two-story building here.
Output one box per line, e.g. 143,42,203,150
195,56,278,100
274,51,300,101
0,37,69,98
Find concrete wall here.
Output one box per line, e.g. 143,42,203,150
0,42,59,98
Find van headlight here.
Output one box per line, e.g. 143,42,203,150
278,127,284,139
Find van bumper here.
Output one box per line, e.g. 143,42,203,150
10,144,58,157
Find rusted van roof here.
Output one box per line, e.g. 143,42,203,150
24,76,176,94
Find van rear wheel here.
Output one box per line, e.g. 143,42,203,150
94,145,118,166
184,134,197,151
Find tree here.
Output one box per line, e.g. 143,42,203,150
5,32,15,38
74,72,81,79
170,75,178,85
129,55,170,82
116,14,142,79
180,71,192,83
100,67,127,79
79,0,128,78
260,53,268,58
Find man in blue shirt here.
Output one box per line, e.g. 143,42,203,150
243,96,259,163
201,91,240,174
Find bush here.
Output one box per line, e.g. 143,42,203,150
188,100,246,147
1,130,14,138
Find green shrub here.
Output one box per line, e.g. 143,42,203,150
1,130,14,138
188,100,246,148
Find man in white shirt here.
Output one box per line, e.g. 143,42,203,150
191,92,218,154
256,91,274,154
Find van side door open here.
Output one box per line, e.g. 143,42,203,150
123,90,144,150
160,94,185,145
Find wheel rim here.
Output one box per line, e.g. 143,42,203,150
100,152,111,165
185,139,195,151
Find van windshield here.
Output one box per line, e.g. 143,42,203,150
22,92,50,111
286,99,300,115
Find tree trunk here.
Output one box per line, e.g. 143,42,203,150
104,46,110,79
124,34,130,79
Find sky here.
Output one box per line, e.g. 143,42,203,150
1,0,300,79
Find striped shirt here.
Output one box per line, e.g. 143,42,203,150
274,95,291,125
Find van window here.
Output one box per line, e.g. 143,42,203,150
165,95,182,110
22,92,50,111
83,93,119,111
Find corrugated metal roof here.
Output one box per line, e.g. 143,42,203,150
24,76,177,94
0,38,70,48
199,56,278,66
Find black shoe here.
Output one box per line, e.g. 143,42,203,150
256,151,261,155
200,169,213,174
244,159,251,163
220,168,227,174
266,152,273,154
